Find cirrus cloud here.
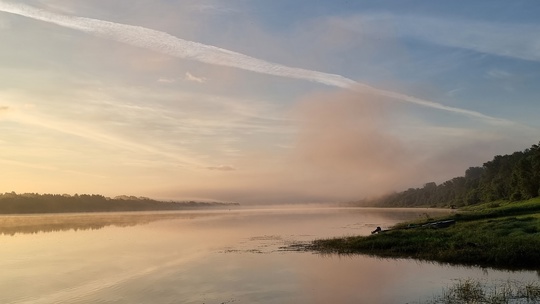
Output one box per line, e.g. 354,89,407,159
206,165,236,171
185,72,206,83
0,0,510,125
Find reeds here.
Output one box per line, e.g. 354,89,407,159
428,279,540,304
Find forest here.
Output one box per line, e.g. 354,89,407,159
366,142,540,208
0,193,238,214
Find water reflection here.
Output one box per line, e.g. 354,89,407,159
0,211,222,235
0,207,446,236
1,207,535,304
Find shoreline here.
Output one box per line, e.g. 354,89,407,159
304,198,540,270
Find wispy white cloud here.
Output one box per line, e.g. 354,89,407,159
190,4,239,15
0,84,291,175
159,72,207,84
0,92,206,168
185,72,206,83
486,68,513,79
0,1,354,87
206,165,236,171
14,112,205,167
0,1,510,125
335,13,540,62
157,77,176,83
36,0,76,14
446,87,464,97
351,84,511,125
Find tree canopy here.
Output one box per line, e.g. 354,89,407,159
368,142,540,207
0,192,238,214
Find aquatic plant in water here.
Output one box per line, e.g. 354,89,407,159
428,279,540,304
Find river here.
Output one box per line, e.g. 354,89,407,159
0,207,537,303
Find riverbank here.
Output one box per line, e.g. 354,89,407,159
309,198,540,270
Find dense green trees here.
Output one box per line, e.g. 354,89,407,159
0,193,238,214
371,142,540,207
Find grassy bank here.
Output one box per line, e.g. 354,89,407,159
311,198,540,270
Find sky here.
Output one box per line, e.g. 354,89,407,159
0,0,539,204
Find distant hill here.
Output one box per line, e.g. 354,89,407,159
0,193,238,214
360,142,540,208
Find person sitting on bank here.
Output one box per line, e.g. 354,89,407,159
371,226,382,234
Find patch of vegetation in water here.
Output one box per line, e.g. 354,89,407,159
424,279,540,304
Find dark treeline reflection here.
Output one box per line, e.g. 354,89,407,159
0,212,217,235
0,193,238,214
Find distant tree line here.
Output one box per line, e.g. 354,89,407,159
367,142,540,208
0,192,239,214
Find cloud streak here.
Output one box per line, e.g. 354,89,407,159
8,109,206,168
336,13,540,63
185,72,206,83
206,165,236,171
0,1,354,87
0,1,508,124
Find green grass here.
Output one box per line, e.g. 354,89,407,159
311,198,540,270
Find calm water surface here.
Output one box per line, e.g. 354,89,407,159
0,207,537,304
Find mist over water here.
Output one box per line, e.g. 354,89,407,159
1,208,536,304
